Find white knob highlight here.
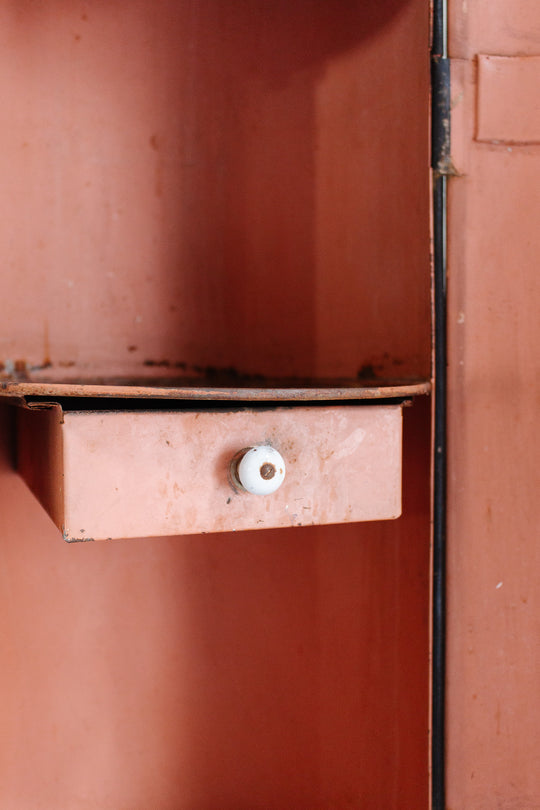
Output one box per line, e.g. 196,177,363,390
235,446,286,495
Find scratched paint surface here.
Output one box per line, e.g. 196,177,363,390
60,406,402,540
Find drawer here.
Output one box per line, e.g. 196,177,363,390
17,404,402,541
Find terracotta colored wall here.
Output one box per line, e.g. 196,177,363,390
447,1,540,807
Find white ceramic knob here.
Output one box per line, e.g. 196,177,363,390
235,446,286,495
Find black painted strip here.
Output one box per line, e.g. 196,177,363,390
431,0,448,806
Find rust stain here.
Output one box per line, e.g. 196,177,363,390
357,363,379,380
193,364,240,378
0,379,430,401
143,359,188,370
260,463,276,480
357,354,406,379
150,135,163,197
43,320,51,368
143,359,171,368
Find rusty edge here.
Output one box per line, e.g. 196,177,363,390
1,380,431,403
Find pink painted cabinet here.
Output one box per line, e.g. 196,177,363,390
445,1,540,807
0,2,432,807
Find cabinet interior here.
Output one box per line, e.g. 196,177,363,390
1,0,430,393
0,1,432,808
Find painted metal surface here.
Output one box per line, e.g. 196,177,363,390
0,0,432,806
0,0,430,388
476,55,540,144
447,1,540,807
0,378,430,403
0,399,431,810
19,405,402,541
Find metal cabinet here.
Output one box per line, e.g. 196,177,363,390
0,2,432,807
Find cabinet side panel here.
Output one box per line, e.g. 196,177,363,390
17,405,64,531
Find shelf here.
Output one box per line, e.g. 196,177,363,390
2,377,431,404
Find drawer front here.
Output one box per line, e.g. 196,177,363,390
22,405,402,540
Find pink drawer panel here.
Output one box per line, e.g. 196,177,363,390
18,404,402,541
